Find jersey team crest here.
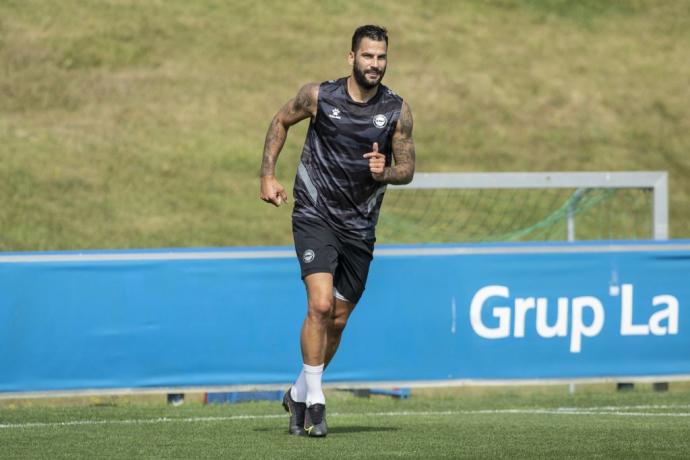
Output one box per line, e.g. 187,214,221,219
303,249,315,263
373,114,387,128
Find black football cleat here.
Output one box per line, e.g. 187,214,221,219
282,389,307,436
304,403,328,437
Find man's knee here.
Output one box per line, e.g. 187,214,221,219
308,295,334,320
330,301,355,333
330,314,348,333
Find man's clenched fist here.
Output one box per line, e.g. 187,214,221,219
260,175,288,207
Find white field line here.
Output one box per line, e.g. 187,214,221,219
544,404,690,411
1,405,690,430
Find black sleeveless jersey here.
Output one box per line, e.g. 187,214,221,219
292,77,403,240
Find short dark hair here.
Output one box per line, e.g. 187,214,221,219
351,25,388,52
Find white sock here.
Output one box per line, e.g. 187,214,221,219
290,370,307,403
303,363,325,407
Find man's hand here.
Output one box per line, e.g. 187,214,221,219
363,142,386,181
260,175,289,207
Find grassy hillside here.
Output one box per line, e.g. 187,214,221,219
1,0,689,250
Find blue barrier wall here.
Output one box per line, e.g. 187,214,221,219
1,241,689,393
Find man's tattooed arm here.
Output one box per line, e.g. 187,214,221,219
382,101,416,184
260,83,318,177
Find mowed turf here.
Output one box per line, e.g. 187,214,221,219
2,385,689,458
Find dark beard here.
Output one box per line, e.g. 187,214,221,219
353,62,385,90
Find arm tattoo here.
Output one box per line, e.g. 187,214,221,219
293,85,313,114
260,117,285,177
260,83,317,177
383,101,416,185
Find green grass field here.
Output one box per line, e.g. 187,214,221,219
2,384,689,458
2,4,688,457
1,0,689,250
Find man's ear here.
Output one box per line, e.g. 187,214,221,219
347,51,354,66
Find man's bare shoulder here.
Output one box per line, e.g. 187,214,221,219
294,82,320,115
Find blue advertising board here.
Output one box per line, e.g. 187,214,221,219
0,241,688,394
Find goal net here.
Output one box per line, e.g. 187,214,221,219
377,172,668,244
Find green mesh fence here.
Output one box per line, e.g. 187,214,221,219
377,187,654,244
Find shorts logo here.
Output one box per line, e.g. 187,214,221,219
303,249,315,263
373,114,387,128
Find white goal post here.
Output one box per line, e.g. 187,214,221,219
391,171,669,240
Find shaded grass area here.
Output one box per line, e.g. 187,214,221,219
1,0,689,250
1,384,689,458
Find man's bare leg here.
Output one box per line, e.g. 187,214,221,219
301,273,335,366
324,297,356,368
292,280,355,404
290,272,333,437
292,272,333,411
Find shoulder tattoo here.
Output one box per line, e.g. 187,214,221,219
293,83,318,115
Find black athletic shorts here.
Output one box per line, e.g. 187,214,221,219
292,216,375,304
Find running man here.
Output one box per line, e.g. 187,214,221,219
260,25,415,437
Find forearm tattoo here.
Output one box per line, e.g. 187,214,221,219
384,101,416,185
261,117,285,177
